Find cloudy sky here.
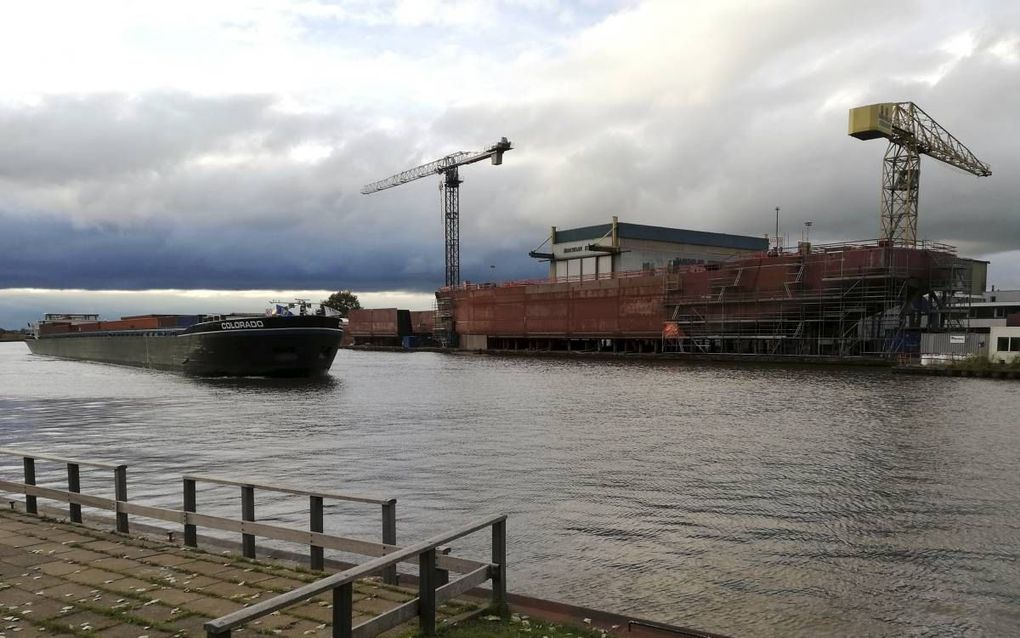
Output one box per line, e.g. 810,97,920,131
1,0,1018,327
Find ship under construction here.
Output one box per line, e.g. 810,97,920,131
429,218,986,360
348,102,993,360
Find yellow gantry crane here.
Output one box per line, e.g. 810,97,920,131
849,102,991,245
361,138,512,287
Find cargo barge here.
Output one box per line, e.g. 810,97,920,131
26,302,343,377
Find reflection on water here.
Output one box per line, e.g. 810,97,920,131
192,374,342,394
1,343,1019,637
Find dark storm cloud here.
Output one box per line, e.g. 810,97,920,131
0,211,540,291
0,0,1017,301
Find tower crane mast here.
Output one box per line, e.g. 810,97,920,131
361,137,512,287
849,102,991,245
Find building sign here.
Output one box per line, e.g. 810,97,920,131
949,334,965,344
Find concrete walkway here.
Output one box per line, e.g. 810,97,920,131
0,509,478,637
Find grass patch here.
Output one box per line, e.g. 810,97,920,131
396,612,609,638
945,354,1020,370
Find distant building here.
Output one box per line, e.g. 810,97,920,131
968,289,1020,330
989,326,1020,363
529,216,768,279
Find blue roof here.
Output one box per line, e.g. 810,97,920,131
554,222,768,251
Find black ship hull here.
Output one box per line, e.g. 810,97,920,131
26,315,343,377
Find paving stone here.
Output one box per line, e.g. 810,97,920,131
198,581,264,600
58,549,109,564
64,567,125,587
101,577,158,595
43,531,95,543
112,545,164,559
174,574,219,589
39,581,103,601
179,594,244,618
354,594,403,615
0,535,47,549
164,614,210,635
59,609,123,632
11,622,70,636
94,623,172,637
23,542,76,556
1,553,53,568
5,593,70,620
281,618,332,637
91,557,144,572
141,553,195,568
2,510,481,638
0,586,39,606
4,572,66,591
144,588,204,606
249,611,307,631
122,600,185,624
214,566,277,584
290,601,335,624
256,576,307,591
180,560,233,577
37,561,82,577
80,540,127,552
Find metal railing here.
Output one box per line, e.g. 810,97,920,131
0,447,128,531
0,448,507,638
204,514,507,637
183,473,398,582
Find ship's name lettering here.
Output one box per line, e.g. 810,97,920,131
221,320,265,329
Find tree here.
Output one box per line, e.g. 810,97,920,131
321,290,361,317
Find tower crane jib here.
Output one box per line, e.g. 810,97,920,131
361,138,512,288
848,102,990,246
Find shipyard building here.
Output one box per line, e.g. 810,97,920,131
531,217,768,279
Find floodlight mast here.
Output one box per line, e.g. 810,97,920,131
361,138,512,287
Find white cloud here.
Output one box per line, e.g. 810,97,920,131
1,0,1019,327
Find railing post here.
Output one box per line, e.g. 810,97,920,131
183,478,197,547
332,582,353,638
23,457,37,514
66,462,82,523
492,518,507,616
241,484,255,559
419,548,437,636
436,546,451,587
114,465,129,533
310,495,324,571
381,499,397,585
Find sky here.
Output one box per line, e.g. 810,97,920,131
1,0,1018,327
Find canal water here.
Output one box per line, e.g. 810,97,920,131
1,342,1018,636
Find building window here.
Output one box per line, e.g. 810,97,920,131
997,337,1009,351
1012,337,1020,352
994,307,1006,318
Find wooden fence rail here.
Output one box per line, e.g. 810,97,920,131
0,448,507,638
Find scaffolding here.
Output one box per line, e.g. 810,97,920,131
662,240,967,358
